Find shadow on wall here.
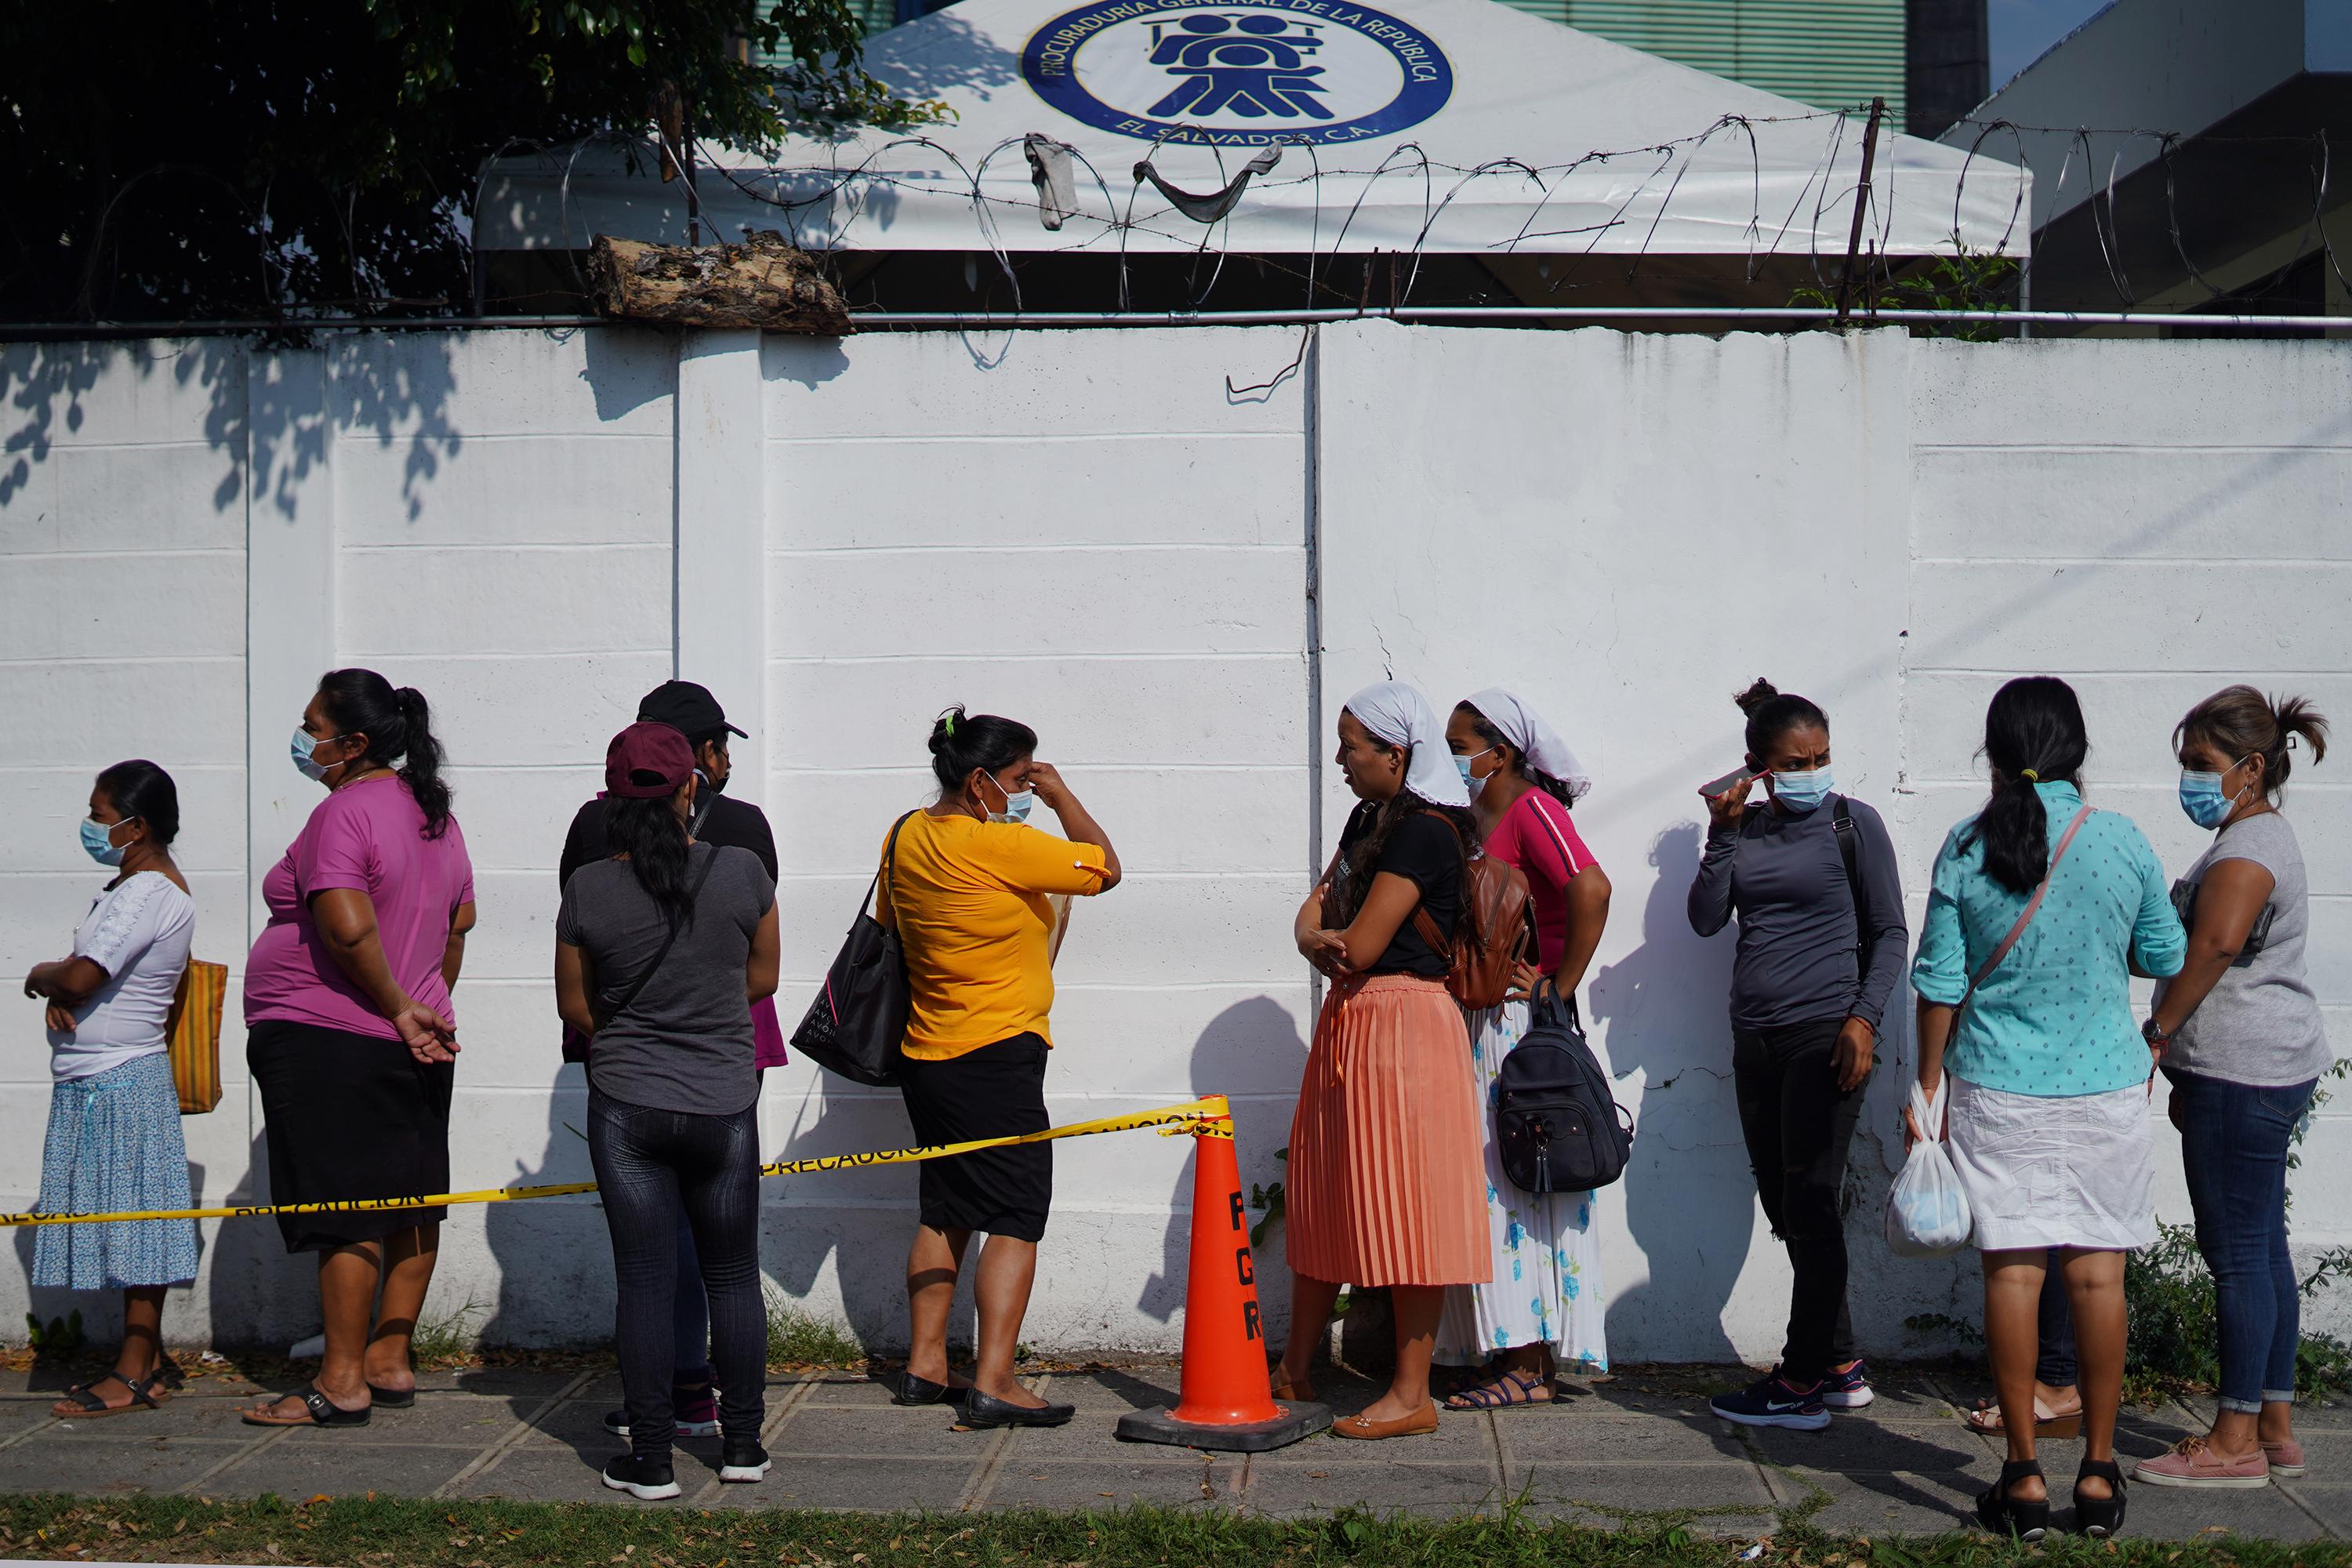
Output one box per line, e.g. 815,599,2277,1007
204,1125,328,1352
479,1063,615,1350
1588,821,1751,1363
1,334,464,526
1137,996,1309,1330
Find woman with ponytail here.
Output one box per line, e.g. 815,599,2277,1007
1435,689,1613,1406
241,670,477,1429
1908,676,2185,1538
2132,689,2331,1489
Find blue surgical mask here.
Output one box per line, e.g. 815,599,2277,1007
292,725,340,782
1455,746,1497,797
2179,757,2251,829
985,775,1036,826
80,817,129,867
1771,768,1834,812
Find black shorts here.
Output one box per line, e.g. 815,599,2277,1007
897,1033,1052,1243
248,1018,455,1254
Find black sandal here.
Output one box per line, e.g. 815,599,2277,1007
53,1373,167,1419
241,1385,372,1428
367,1385,417,1408
2075,1458,2127,1539
153,1352,187,1391
1976,1459,2050,1541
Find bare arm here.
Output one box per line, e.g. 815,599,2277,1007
311,887,458,1064
1901,996,1959,1145
1554,864,1611,993
24,956,109,1008
747,902,780,1004
1026,762,1121,890
441,901,477,992
1326,871,1424,975
2150,858,2274,1035
1294,846,1351,976
555,940,597,1037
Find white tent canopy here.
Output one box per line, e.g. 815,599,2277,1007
474,0,2030,261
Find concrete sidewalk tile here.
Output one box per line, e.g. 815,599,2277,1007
516,1399,620,1454
0,1436,236,1494
713,1455,975,1511
1020,1421,1240,1463
336,1397,526,1447
205,1439,481,1499
796,1377,900,1409
45,1399,252,1444
453,1446,613,1502
444,1368,580,1400
1053,1370,1182,1412
1742,1417,1986,1472
771,1405,998,1457
984,1457,1241,1511
1242,1461,1501,1519
2277,1483,2352,1537
1513,1461,1775,1519
1515,1411,1751,1465
2121,1482,2332,1543
1839,1378,1959,1419
1770,1466,1980,1536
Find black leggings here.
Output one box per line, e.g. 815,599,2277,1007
588,1090,765,1460
1733,1015,1867,1385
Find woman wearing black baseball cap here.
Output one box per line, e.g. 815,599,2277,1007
556,722,782,1501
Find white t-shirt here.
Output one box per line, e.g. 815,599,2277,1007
47,871,196,1082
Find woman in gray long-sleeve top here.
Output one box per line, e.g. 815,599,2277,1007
1688,679,1908,1431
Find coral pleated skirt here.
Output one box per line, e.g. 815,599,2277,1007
1285,973,1490,1288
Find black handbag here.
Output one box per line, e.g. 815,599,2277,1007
791,812,916,1087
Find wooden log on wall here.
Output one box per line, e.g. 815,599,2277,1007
587,233,851,335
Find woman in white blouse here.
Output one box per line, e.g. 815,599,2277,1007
21,761,201,1419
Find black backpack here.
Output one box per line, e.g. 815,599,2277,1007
1494,991,1632,1194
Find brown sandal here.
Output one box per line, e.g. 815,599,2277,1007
52,1372,168,1419
1965,1396,2081,1439
1270,1370,1316,1403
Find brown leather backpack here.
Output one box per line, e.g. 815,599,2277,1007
1413,847,1535,1009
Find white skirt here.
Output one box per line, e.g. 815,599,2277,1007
1947,1074,2157,1253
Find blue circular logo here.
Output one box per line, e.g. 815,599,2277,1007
1022,0,1454,147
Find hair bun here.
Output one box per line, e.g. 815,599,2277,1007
927,705,967,755
1733,678,1780,715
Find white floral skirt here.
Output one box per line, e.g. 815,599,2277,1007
1435,999,1608,1370
1947,1073,2157,1253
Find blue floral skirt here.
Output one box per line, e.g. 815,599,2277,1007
33,1053,201,1290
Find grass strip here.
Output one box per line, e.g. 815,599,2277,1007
1,1495,2347,1568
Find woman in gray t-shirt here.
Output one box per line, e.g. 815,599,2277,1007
555,723,779,1502
2136,687,2332,1490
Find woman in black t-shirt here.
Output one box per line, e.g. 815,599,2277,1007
1270,681,1490,1441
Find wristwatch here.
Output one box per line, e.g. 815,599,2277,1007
2143,1017,2172,1048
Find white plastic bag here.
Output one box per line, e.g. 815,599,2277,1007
1886,1079,1972,1258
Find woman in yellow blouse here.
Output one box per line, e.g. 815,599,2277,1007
884,706,1121,1430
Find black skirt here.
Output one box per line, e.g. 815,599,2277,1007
247,1018,456,1254
897,1033,1052,1243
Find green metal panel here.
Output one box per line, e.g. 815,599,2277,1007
1537,0,1904,124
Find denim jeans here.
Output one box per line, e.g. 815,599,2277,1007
1733,1015,1867,1385
2166,1068,2317,1414
2034,1252,2078,1387
588,1090,765,1459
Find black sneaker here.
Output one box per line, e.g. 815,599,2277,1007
719,1438,771,1483
1820,1359,1875,1410
1710,1371,1830,1431
601,1454,681,1501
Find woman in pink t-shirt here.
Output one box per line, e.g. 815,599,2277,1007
241,669,476,1429
1436,689,1614,1408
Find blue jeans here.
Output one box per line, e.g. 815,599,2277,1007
2167,1067,2318,1414
588,1091,765,1459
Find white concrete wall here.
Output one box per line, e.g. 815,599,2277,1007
1,323,2346,1363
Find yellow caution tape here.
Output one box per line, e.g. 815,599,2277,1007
0,1094,1234,1229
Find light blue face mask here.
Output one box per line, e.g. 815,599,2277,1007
1771,767,1834,812
292,725,343,782
1454,746,1497,797
985,774,1035,825
2179,756,2252,829
80,817,130,867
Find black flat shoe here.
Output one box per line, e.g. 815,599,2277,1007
894,1373,971,1407
2075,1458,2128,1538
955,1388,1076,1429
1976,1459,2050,1541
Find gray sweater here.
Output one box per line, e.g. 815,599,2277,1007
1686,794,1908,1034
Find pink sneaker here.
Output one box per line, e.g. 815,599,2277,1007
673,1389,722,1438
2133,1436,2271,1489
2263,1438,2307,1478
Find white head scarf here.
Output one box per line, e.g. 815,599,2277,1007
1466,687,1593,802
1343,681,1471,808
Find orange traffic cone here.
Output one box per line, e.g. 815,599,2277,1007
1116,1095,1331,1451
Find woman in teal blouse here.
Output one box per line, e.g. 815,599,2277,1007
1907,677,2185,1541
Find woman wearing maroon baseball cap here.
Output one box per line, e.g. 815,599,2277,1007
556,722,782,1501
